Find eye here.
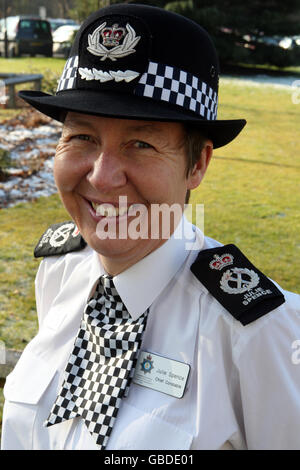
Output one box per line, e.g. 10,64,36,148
133,141,153,149
72,134,93,142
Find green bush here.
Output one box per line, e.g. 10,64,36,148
0,149,11,170
165,0,194,15
0,148,12,180
164,1,300,68
40,69,60,95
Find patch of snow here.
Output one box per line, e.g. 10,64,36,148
9,188,23,199
6,128,35,141
221,74,300,90
0,113,61,208
1,177,22,190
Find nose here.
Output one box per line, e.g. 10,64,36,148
87,148,128,192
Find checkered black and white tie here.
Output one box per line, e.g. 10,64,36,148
45,274,148,449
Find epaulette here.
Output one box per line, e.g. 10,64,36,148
34,221,87,258
190,244,285,326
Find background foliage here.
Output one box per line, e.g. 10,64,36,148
1,0,300,66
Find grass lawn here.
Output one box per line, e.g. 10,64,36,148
0,59,300,433
0,57,66,121
0,196,69,350
0,56,66,75
193,79,300,291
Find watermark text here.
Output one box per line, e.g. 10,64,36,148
0,340,6,364
95,198,204,250
291,80,300,104
291,339,300,365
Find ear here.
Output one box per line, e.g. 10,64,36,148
187,140,213,190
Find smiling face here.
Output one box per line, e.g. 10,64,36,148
54,112,212,274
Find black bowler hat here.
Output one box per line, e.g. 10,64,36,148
19,3,246,148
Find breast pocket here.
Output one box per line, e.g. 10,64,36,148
2,349,57,450
106,401,193,450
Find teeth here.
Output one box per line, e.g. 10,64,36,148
91,202,133,217
96,205,117,217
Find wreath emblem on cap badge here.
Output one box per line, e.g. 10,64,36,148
87,22,141,61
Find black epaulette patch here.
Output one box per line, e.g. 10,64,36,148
34,221,87,258
190,244,285,326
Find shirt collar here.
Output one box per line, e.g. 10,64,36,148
112,216,204,320
87,216,204,320
87,249,106,301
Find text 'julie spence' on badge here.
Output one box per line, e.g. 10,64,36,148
133,351,190,398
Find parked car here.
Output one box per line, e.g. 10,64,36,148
48,18,79,33
0,16,53,57
53,24,80,57
243,33,300,50
278,36,300,50
217,26,300,67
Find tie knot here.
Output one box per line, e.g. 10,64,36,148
99,274,119,299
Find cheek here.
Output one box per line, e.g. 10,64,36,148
54,150,87,192
133,159,187,203
53,156,66,189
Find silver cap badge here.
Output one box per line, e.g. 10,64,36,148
87,22,141,61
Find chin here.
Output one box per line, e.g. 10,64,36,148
87,231,136,256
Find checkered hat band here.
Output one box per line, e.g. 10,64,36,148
45,274,148,449
57,55,79,92
135,61,218,120
56,57,217,120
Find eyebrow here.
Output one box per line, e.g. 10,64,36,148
63,117,93,129
126,123,164,135
64,117,164,135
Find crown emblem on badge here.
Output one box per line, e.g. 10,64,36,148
101,23,126,47
87,22,141,61
209,253,234,270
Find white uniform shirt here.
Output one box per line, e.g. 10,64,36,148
2,219,300,450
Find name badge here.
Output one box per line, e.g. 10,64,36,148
133,351,190,398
